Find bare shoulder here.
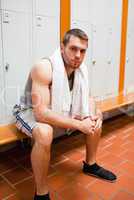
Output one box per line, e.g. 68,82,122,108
31,59,52,85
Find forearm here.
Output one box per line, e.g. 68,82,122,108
33,107,81,130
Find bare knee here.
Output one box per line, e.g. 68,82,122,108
32,123,53,149
94,127,102,136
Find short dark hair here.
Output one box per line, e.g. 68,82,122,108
62,28,88,46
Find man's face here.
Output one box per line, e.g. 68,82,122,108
61,35,88,69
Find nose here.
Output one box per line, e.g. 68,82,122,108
75,50,81,59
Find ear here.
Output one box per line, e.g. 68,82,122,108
60,42,64,53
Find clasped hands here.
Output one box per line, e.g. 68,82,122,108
80,110,103,135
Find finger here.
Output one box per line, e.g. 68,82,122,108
98,119,102,129
90,115,99,121
94,119,101,130
90,129,95,135
89,126,95,135
95,120,102,130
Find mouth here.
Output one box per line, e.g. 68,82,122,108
72,60,81,65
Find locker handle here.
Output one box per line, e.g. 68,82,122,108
5,63,10,71
3,20,9,24
92,60,96,65
126,57,129,63
107,61,111,64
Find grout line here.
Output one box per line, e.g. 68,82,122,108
1,166,19,176
13,174,33,186
122,127,134,133
2,192,17,200
51,157,69,167
0,174,16,190
1,165,33,187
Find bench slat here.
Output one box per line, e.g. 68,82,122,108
0,124,27,145
97,93,134,112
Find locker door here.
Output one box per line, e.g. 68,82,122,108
90,24,109,99
2,10,32,121
35,0,60,17
89,0,122,100
124,0,134,93
71,0,89,21
33,15,59,61
1,0,32,13
91,24,121,100
0,10,5,123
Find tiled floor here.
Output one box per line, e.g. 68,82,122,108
0,114,134,200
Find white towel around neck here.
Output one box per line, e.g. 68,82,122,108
50,48,90,119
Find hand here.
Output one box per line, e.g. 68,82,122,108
91,109,103,131
79,117,96,135
94,118,102,130
96,109,103,120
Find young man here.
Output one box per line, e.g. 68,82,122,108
13,29,116,200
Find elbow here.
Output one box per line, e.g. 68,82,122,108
33,109,42,122
33,107,49,123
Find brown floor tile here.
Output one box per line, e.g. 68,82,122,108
51,153,68,166
19,155,32,170
5,193,21,200
117,175,134,194
59,183,101,200
71,170,96,187
0,179,15,199
48,172,73,192
63,150,84,162
121,141,134,151
112,190,134,200
0,157,17,174
15,177,35,200
126,133,134,140
48,166,58,177
75,145,85,153
49,190,63,200
52,159,82,176
98,153,125,166
118,161,134,177
52,144,70,156
87,179,119,200
3,166,32,185
7,145,31,162
119,150,134,161
0,175,4,182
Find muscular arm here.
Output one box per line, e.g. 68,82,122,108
31,60,81,130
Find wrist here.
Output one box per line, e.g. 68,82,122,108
75,120,82,130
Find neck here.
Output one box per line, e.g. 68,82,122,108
62,52,75,77
65,66,74,77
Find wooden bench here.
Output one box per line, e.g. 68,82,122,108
96,92,134,113
0,124,28,146
0,92,134,146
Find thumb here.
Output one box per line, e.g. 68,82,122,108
90,115,99,121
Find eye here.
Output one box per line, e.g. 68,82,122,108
80,49,86,54
71,47,77,52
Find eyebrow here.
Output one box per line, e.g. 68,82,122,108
70,45,87,51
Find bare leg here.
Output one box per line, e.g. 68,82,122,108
31,122,53,195
85,128,101,165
